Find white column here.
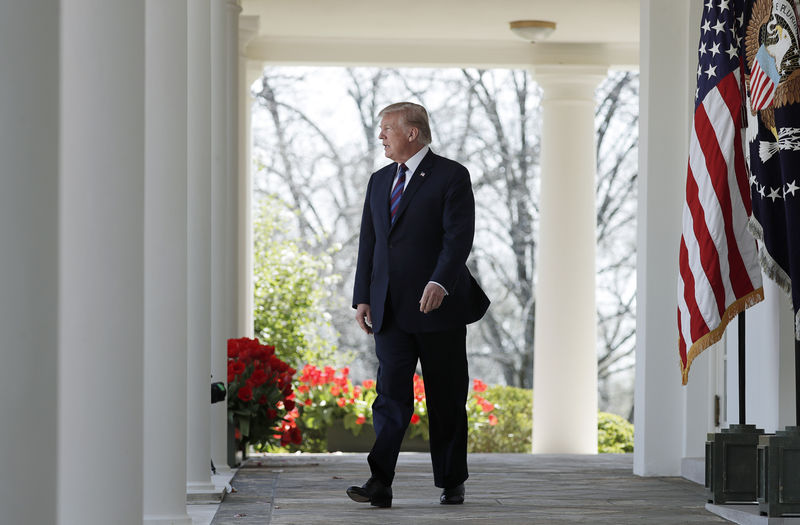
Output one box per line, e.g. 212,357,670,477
226,0,242,343
210,0,236,472
238,19,259,339
0,4,58,524
531,65,606,454
59,2,145,523
187,0,217,496
143,1,191,524
634,0,699,476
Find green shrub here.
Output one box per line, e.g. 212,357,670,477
468,387,634,454
468,385,533,453
597,411,634,453
252,196,342,369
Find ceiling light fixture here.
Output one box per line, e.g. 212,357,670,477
509,20,556,43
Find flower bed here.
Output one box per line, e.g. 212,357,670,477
238,359,634,454
287,365,497,452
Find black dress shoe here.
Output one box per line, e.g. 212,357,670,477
346,477,392,508
440,483,465,504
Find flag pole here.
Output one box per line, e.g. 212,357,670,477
738,311,746,424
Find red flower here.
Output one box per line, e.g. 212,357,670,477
232,361,246,376
304,398,312,406
473,379,488,393
297,385,309,394
480,400,494,413
341,367,350,376
289,426,302,445
488,414,498,426
234,427,241,440
237,385,253,402
269,355,284,371
353,386,362,398
356,414,366,425
362,379,376,390
284,398,295,411
250,368,268,387
410,414,421,424
413,375,426,401
330,385,341,397
227,339,240,358
238,346,252,365
337,397,347,408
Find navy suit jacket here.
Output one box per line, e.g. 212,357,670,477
352,150,490,334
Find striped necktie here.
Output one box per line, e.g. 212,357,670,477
390,163,407,225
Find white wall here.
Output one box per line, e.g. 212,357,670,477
726,278,797,432
634,0,702,476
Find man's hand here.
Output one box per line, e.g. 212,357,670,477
355,303,373,334
419,282,446,313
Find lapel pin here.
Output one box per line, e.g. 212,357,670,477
420,172,426,177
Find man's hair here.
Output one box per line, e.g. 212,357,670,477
378,102,432,146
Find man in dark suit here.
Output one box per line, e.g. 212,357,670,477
347,102,490,507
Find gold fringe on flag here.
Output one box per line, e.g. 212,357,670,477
680,287,765,385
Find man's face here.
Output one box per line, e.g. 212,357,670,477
378,112,416,162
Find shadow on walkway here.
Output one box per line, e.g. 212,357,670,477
210,453,725,524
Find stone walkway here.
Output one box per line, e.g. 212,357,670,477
209,453,727,524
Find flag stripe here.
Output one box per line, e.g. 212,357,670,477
684,163,726,323
693,102,734,310
700,77,758,299
679,234,711,343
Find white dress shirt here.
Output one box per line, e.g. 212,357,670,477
390,145,429,193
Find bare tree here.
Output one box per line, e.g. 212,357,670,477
251,67,639,416
594,72,638,415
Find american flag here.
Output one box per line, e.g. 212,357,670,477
678,0,764,385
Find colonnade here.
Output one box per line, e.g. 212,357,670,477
1,1,248,523
1,7,613,524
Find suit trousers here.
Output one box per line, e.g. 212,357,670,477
368,306,469,489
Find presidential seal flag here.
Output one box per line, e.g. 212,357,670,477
744,0,800,344
679,0,765,385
